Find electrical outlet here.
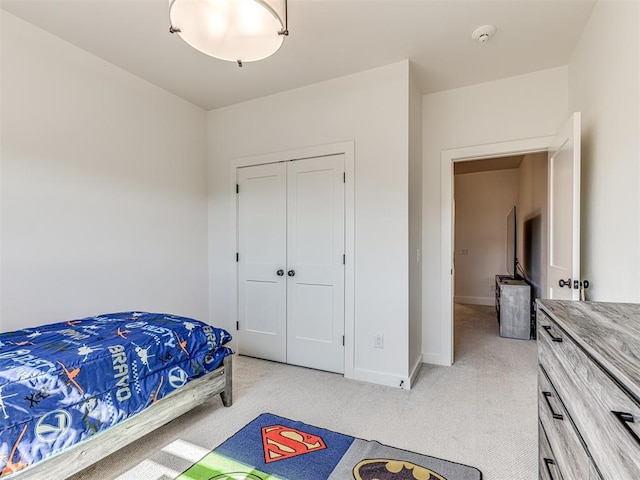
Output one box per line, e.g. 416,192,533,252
490,284,496,292
374,334,384,349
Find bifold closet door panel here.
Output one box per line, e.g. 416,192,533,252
286,155,345,374
237,162,287,362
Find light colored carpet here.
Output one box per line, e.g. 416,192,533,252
70,304,538,480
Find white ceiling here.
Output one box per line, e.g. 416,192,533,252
1,0,596,110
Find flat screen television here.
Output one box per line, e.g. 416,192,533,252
506,206,517,277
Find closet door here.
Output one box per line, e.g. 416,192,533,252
237,162,287,362
286,155,345,373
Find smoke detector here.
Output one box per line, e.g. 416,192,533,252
472,25,497,43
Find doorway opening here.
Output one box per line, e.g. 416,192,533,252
452,153,548,361
440,136,554,365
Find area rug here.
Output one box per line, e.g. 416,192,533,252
176,413,482,480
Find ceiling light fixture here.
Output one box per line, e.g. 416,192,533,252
169,0,288,67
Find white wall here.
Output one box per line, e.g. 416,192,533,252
422,66,568,364
517,152,548,300
454,169,520,305
6,0,636,382
0,12,209,331
568,0,640,302
408,65,423,378
208,61,411,386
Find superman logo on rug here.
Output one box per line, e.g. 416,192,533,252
176,413,482,480
262,425,327,463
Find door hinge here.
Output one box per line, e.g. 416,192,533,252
343,254,346,265
236,321,239,331
236,252,239,262
342,335,345,346
236,184,239,194
343,172,346,183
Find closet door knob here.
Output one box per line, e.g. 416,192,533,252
287,270,296,277
276,269,284,277
558,278,571,288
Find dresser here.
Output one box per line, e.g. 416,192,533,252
495,275,531,339
536,300,640,480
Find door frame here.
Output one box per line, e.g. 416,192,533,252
229,141,355,379
440,136,553,366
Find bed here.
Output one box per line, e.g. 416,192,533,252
0,311,233,479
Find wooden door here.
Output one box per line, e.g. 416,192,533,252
286,155,345,373
237,156,345,372
237,162,287,362
547,112,581,300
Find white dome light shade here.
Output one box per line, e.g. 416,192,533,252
169,0,287,63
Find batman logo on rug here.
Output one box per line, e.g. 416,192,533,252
353,459,447,480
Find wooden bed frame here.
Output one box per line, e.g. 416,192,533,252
11,354,233,479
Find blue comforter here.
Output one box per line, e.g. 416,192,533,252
0,312,232,477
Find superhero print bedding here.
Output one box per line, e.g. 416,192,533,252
0,312,233,478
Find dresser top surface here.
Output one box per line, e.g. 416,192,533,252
537,300,640,401
496,275,528,286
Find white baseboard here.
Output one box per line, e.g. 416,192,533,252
353,367,408,389
407,354,423,388
421,351,451,366
454,296,494,306
353,353,424,390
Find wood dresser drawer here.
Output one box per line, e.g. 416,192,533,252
538,306,640,480
590,463,604,480
539,421,562,480
537,366,589,480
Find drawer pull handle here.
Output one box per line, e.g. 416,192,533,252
542,325,563,342
613,411,640,446
544,458,559,480
543,391,564,420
